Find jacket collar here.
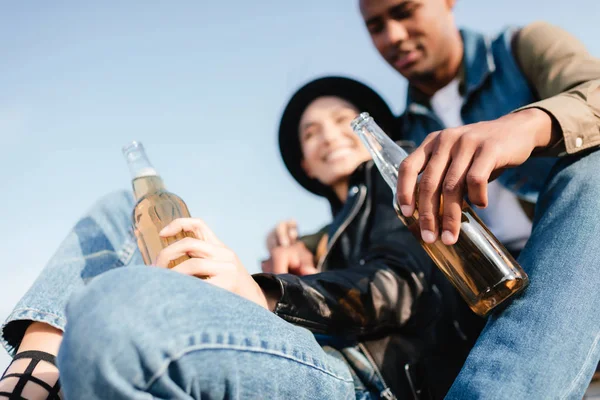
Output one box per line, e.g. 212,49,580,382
329,161,370,216
406,28,496,110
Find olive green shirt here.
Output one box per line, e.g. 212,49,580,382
514,21,600,154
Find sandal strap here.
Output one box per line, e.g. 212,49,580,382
0,351,61,400
12,351,56,366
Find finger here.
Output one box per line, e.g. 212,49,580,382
418,130,458,244
261,259,274,273
466,145,497,208
276,223,290,247
159,218,223,245
270,249,290,274
154,237,231,268
287,220,298,243
171,258,231,279
397,133,437,217
266,231,278,251
440,146,475,245
288,248,301,270
293,264,318,276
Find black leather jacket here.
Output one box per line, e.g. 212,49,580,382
255,162,484,399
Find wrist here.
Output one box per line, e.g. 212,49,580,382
515,108,561,149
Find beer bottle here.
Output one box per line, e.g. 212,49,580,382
351,113,528,316
123,141,194,268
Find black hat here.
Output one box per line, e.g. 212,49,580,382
278,76,398,197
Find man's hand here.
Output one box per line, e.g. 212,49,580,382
397,108,558,245
156,218,276,311
261,241,318,276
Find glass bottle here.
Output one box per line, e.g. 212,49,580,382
351,112,529,316
123,141,194,268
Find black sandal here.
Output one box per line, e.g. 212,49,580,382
0,350,61,400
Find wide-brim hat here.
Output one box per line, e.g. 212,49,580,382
278,76,398,197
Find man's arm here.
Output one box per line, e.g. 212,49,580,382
514,21,600,154
396,22,600,245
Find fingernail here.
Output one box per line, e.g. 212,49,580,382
400,205,413,217
441,230,455,245
159,227,168,236
421,230,436,244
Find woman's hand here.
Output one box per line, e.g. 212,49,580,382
261,241,318,276
265,219,298,250
156,218,273,310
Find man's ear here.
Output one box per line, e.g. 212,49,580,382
301,159,314,178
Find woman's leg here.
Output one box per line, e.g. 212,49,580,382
58,266,356,400
1,190,140,399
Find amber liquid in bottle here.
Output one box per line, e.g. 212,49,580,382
394,199,528,316
124,142,194,269
352,113,529,316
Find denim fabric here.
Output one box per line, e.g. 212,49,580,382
1,190,385,399
1,190,141,356
401,27,558,204
57,267,357,399
445,149,600,399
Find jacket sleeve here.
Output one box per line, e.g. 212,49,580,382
513,21,600,155
253,170,439,337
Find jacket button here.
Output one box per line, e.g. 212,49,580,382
359,259,365,265
350,186,359,195
575,137,584,148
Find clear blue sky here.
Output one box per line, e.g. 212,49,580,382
1,0,598,367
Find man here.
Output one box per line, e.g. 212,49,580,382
358,0,600,398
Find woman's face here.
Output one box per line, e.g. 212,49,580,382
299,96,371,187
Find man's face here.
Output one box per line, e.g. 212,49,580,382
360,0,457,82
299,96,371,187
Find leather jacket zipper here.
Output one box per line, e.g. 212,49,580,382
317,185,367,271
357,343,398,400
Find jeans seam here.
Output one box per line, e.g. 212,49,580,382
5,308,67,327
115,229,137,267
142,344,355,390
2,309,67,356
561,330,600,399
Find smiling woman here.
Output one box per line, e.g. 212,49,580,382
264,75,484,398
297,96,371,201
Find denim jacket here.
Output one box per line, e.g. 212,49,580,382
399,27,559,203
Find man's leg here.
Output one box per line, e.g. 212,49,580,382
57,267,356,400
446,150,600,399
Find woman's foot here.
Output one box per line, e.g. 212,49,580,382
0,350,61,400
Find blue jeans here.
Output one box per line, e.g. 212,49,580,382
0,191,381,399
446,149,600,399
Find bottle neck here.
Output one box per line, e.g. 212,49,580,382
132,175,165,200
351,113,409,194
123,141,165,200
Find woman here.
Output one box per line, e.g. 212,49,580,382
0,76,481,399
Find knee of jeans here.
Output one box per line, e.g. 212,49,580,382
63,268,151,342
544,150,600,205
63,266,219,340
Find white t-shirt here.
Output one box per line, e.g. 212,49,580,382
429,79,532,250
